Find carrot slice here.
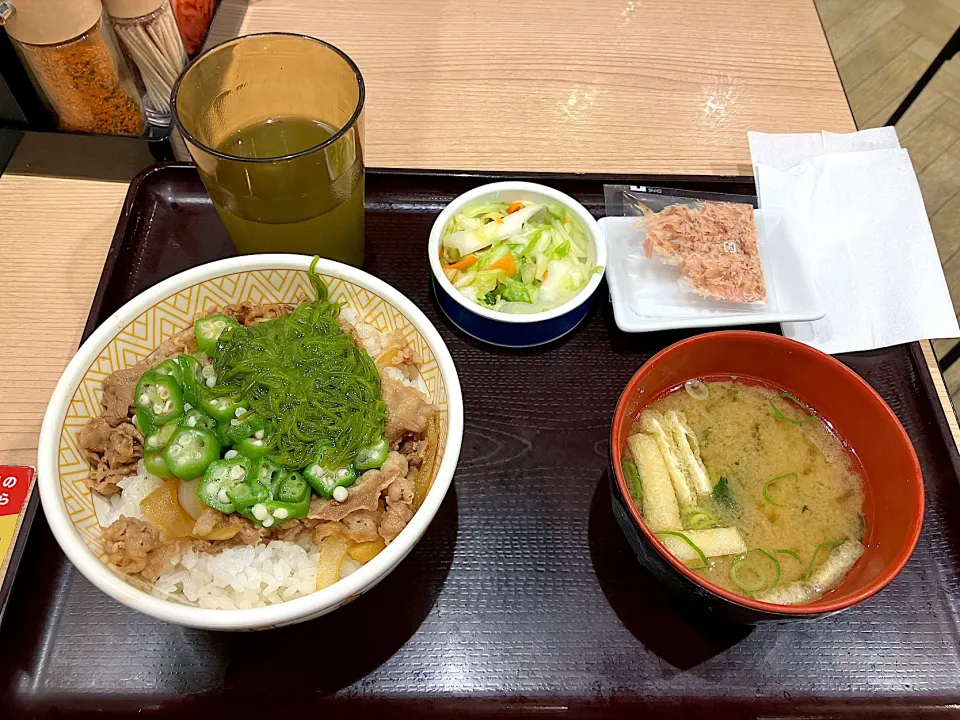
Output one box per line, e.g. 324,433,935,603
441,254,478,271
507,201,524,214
486,254,517,276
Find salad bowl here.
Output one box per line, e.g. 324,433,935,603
428,181,605,347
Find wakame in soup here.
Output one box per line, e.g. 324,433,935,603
623,379,865,606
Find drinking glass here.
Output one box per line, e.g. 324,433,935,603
172,33,365,265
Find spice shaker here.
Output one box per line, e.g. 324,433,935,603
169,0,217,57
0,0,145,136
103,0,187,128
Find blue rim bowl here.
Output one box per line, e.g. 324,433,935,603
428,182,605,348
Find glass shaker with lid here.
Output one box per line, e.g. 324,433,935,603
103,0,187,128
0,0,146,136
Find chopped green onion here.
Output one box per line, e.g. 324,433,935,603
776,549,802,563
731,558,767,592
763,472,799,507
655,531,710,570
804,539,845,581
681,508,720,530
621,457,643,504
753,549,781,588
770,392,818,425
731,549,781,593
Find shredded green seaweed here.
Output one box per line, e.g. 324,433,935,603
712,476,737,511
210,257,386,469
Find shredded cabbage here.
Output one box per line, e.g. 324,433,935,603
440,199,600,312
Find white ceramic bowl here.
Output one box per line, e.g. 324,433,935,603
38,254,463,631
428,181,605,347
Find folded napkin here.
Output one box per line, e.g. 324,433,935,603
747,129,959,354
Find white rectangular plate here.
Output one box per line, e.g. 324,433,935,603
601,212,825,333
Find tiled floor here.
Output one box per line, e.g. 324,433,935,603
815,0,960,391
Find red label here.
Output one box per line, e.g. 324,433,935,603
0,466,34,518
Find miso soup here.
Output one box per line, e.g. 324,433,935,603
624,379,865,606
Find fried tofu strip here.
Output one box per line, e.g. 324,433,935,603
660,527,747,563
628,433,682,532
639,410,695,508
664,410,713,496
755,581,817,606
809,540,864,592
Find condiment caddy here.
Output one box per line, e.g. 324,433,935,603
0,0,146,136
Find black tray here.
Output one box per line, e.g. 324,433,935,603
3,165,960,718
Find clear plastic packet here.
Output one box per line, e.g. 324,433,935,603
603,185,769,313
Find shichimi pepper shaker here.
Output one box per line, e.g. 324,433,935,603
1,0,146,136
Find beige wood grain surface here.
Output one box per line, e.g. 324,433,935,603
0,174,128,466
0,0,956,475
209,0,856,176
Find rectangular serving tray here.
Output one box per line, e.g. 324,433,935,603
2,165,959,718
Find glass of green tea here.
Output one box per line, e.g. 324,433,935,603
172,33,365,265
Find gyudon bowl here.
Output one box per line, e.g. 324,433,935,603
39,255,463,630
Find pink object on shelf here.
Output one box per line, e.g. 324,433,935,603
170,0,217,56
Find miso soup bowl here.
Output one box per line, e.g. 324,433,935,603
428,181,604,348
610,330,924,624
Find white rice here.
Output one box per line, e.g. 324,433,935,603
154,539,321,609
380,364,422,390
100,463,163,526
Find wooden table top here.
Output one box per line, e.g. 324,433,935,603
2,0,954,470
209,0,855,177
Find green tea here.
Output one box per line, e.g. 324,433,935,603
207,117,365,265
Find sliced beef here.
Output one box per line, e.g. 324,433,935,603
379,464,416,544
147,326,197,362
379,502,414,545
100,360,153,424
141,538,212,582
79,417,143,496
221,301,296,327
308,451,408,522
381,376,434,442
79,416,114,453
398,437,429,468
313,522,342,544
102,516,161,574
341,508,384,543
275,517,319,543
229,513,265,546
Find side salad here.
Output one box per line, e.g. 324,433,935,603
439,199,601,313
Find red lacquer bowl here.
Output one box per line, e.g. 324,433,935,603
610,331,924,622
